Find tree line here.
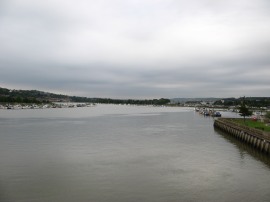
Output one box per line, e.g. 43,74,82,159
0,96,46,104
0,87,170,105
214,97,270,107
71,97,170,105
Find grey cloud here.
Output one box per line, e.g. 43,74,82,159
0,0,270,98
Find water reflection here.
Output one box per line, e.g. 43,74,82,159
214,128,270,168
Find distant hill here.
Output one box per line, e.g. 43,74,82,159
1,86,270,107
0,87,170,105
0,87,70,103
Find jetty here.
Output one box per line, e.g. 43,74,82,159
214,118,270,155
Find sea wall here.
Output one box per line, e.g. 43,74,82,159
214,118,270,155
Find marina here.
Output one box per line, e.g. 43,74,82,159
195,107,222,117
0,103,96,110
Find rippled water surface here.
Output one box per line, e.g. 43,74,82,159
0,105,270,202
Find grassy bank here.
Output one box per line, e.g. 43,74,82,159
231,118,270,132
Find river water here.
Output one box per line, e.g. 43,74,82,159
0,105,269,202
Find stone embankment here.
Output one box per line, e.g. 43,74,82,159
214,118,270,155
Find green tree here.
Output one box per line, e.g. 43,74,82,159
239,97,252,122
265,112,270,119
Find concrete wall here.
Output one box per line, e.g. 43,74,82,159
214,118,270,155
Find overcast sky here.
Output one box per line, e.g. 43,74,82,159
0,0,270,98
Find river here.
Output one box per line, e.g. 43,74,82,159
0,105,269,202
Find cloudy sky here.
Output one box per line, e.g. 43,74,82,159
0,0,270,98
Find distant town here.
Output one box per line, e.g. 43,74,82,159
0,86,270,110
171,97,270,109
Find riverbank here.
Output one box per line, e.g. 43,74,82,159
214,118,270,155
231,118,270,132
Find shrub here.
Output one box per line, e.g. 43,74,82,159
265,112,270,120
